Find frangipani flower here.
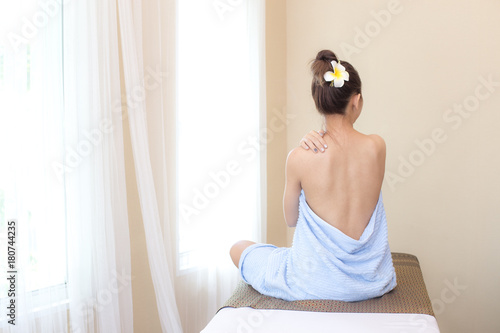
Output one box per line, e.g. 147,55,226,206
324,60,349,88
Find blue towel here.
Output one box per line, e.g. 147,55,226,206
239,190,397,302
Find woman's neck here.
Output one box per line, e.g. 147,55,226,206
324,114,355,134
323,114,356,146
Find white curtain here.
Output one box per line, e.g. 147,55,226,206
63,0,134,332
172,0,266,332
115,0,183,332
0,1,68,331
125,0,266,331
1,0,134,332
1,0,264,331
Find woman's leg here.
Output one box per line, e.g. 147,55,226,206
230,240,256,268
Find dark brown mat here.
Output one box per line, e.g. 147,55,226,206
220,253,434,316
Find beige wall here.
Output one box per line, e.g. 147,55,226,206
266,0,288,247
264,1,500,332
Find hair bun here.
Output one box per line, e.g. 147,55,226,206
315,50,338,63
310,49,362,116
311,50,338,86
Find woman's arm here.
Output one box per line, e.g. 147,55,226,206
283,148,303,227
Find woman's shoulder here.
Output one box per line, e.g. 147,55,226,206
352,133,386,165
357,133,386,153
286,146,309,165
286,146,319,174
366,135,387,171
366,133,386,147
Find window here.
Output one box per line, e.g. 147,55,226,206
0,4,67,297
177,1,263,271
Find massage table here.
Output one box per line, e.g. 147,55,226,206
201,253,440,332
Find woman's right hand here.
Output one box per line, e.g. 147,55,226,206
299,130,328,153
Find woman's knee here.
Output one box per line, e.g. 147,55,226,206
230,240,255,267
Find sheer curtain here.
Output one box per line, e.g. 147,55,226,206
175,1,266,332
115,0,183,332
127,0,266,331
63,0,134,331
0,2,68,331
0,0,184,331
0,0,134,332
1,0,264,331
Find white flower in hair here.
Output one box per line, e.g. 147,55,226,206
323,60,349,88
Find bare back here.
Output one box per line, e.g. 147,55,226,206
290,131,386,240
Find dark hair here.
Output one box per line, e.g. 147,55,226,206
311,50,362,115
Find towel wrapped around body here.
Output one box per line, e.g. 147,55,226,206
239,190,397,302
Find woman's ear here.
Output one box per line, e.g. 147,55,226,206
351,93,362,110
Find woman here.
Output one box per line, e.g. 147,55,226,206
230,50,397,302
